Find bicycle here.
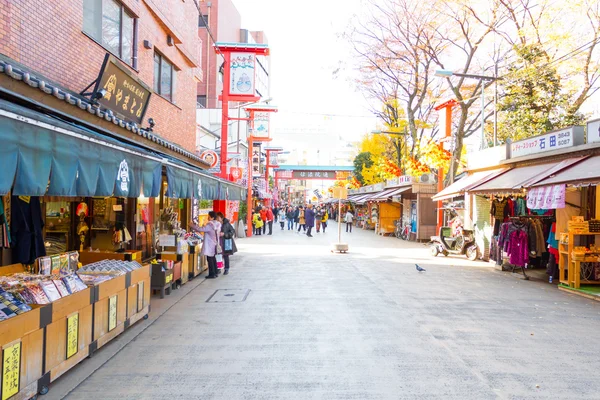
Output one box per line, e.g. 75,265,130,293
394,219,411,240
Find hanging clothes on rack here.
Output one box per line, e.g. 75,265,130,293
491,197,510,235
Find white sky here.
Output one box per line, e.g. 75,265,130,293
232,0,379,163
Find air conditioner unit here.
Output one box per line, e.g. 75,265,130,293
418,173,436,183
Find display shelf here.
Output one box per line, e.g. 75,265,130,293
125,264,151,328
79,250,142,265
561,232,600,288
90,275,127,351
150,263,173,299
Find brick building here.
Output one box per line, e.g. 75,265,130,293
0,0,202,153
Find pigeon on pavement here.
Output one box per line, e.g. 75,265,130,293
416,264,426,272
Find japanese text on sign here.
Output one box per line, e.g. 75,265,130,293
95,55,152,124
291,170,340,180
108,295,117,332
2,342,21,400
137,281,144,313
66,313,79,359
510,127,581,158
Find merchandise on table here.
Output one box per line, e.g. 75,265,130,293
77,260,143,285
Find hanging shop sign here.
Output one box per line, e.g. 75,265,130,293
253,112,270,138
230,53,256,96
527,184,566,210
200,150,219,169
93,54,152,124
587,119,600,144
509,126,585,158
275,170,293,179
252,143,262,177
291,170,338,180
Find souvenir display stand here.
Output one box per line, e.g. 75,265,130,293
125,264,151,328
0,265,47,400
377,202,401,236
559,231,600,289
157,252,188,287
150,262,174,299
187,244,203,279
78,250,142,266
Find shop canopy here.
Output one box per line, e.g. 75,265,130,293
531,156,598,187
350,192,378,204
368,186,410,201
432,169,506,201
0,99,241,200
468,160,571,194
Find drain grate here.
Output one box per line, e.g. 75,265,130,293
206,289,251,303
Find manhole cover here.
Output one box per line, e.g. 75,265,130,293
206,289,250,303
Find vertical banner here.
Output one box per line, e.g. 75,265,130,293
229,53,256,96
252,143,262,177
2,342,21,400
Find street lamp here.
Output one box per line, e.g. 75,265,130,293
435,69,500,147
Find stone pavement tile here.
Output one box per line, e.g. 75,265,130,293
61,222,600,399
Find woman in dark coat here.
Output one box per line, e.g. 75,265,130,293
216,213,238,275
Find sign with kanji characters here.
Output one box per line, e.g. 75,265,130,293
66,313,79,359
510,126,584,158
252,143,262,177
253,112,270,138
108,295,118,332
2,341,21,400
229,53,256,96
93,54,152,124
291,170,340,180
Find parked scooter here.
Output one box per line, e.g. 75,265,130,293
429,225,479,261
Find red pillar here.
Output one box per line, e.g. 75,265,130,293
220,52,231,179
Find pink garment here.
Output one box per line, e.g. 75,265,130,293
195,220,222,257
507,229,529,267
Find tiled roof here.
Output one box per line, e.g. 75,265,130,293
0,60,208,166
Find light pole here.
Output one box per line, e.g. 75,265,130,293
435,69,501,148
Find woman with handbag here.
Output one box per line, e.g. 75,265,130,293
190,211,222,279
216,212,238,275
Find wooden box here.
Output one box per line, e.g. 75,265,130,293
90,275,127,350
157,252,188,286
188,245,202,279
44,288,94,383
126,264,151,328
79,250,142,266
0,305,48,400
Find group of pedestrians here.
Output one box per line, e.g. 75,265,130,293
190,211,238,279
251,206,276,235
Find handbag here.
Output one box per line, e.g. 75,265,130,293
216,253,224,269
214,224,223,254
224,238,233,251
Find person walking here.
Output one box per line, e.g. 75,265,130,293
216,212,237,275
305,204,315,237
286,207,294,230
315,206,324,233
266,207,274,235
278,208,286,230
294,206,300,230
321,208,328,233
190,211,221,279
344,209,354,233
253,209,263,236
297,206,306,233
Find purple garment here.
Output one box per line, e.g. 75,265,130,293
195,220,222,257
304,208,315,227
507,229,529,267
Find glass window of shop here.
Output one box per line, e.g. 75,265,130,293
136,195,159,260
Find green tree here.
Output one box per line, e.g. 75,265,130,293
499,43,586,141
353,152,373,185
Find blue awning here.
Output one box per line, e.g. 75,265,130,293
0,99,163,197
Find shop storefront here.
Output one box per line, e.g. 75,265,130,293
347,176,437,240
436,124,600,300
0,61,245,399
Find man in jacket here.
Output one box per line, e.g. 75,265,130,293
304,204,316,237
259,207,267,234
266,207,275,235
286,207,295,230
315,206,324,233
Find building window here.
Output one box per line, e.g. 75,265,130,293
154,52,176,102
197,95,207,108
83,0,136,68
199,14,209,27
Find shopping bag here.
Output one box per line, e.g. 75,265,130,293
224,238,233,252
216,253,224,269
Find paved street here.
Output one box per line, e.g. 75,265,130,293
54,221,600,400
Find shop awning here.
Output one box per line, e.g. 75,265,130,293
532,156,598,187
0,99,163,197
369,186,410,201
350,192,376,204
468,161,564,194
432,169,506,201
